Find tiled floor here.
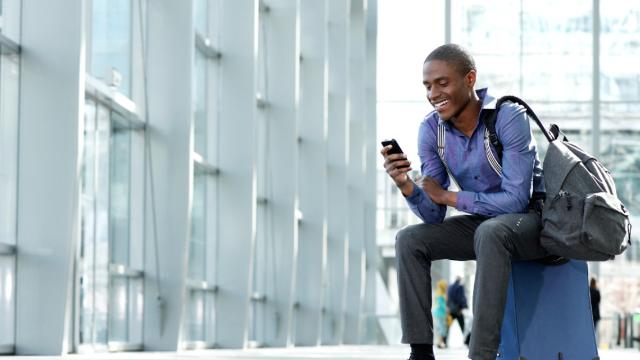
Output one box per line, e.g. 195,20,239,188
2,345,638,360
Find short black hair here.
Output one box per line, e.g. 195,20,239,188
424,44,476,76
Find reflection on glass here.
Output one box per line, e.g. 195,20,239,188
189,174,207,280
601,6,640,102
80,97,144,348
91,0,132,97
601,132,640,214
187,290,205,342
108,277,128,342
110,116,132,266
109,277,129,342
0,54,19,248
205,292,216,341
79,101,111,345
129,278,144,343
0,256,15,346
194,51,207,157
194,0,208,36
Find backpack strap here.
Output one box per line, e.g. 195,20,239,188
437,121,462,190
494,95,555,143
482,108,502,159
438,96,554,189
438,110,503,181
484,124,502,177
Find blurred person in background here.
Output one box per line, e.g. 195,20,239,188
433,280,449,349
590,277,601,340
447,276,468,341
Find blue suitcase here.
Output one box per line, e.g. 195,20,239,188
497,260,599,360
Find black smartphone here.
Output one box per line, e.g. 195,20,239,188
381,138,404,155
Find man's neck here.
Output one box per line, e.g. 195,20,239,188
449,94,482,138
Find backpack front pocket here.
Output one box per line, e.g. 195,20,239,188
582,192,631,256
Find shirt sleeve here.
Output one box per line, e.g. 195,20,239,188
455,104,535,215
405,118,448,223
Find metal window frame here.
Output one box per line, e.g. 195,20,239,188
193,152,220,176
107,341,143,352
195,32,221,60
0,344,14,355
186,278,218,293
182,340,216,350
0,33,19,54
109,263,144,279
0,243,16,255
85,75,144,130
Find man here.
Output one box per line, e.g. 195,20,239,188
447,276,468,341
380,44,547,360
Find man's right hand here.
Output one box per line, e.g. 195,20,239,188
380,145,414,197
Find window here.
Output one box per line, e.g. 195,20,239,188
183,0,220,349
78,81,145,352
87,0,133,98
0,16,20,355
78,0,144,351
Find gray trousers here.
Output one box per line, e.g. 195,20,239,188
396,211,548,360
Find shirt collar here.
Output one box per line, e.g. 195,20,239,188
438,87,494,129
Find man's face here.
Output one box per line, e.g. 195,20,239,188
422,59,475,121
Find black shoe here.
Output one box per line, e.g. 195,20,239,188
407,354,436,360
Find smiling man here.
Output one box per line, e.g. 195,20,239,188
380,44,547,360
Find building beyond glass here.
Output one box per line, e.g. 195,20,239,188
376,0,640,348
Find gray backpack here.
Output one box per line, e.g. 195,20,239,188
438,95,632,261
495,96,631,260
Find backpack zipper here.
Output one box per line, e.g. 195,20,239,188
555,190,572,210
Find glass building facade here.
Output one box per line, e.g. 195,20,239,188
0,0,378,355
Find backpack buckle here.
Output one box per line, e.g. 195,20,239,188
488,133,499,146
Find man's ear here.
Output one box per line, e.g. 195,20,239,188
465,70,477,88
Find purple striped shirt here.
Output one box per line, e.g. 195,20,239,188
406,88,544,223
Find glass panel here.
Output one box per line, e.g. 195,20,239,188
601,4,640,102
94,106,111,345
194,0,208,36
600,132,640,214
0,53,19,246
79,100,97,345
91,0,133,97
110,115,131,266
0,0,19,40
186,290,205,341
600,1,640,218
129,130,145,270
189,173,207,280
79,101,111,345
205,175,218,286
194,50,207,157
80,102,142,349
128,278,144,344
0,256,14,348
521,1,592,102
108,277,128,342
204,290,216,343
452,0,521,94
